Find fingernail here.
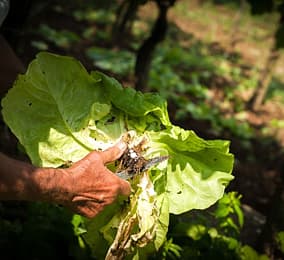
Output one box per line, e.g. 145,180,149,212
117,140,127,151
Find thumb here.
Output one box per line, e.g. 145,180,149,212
100,140,127,164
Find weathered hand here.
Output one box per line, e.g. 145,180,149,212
0,141,130,218
59,141,131,218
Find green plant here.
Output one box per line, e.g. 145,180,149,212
37,24,80,49
214,192,244,235
2,52,234,259
157,238,182,259
73,9,115,24
149,56,208,99
167,192,269,259
275,231,284,254
143,41,255,141
266,76,284,102
0,202,86,259
86,47,135,76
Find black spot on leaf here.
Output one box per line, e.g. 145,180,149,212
105,116,116,124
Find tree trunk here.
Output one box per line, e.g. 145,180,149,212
134,0,176,91
248,8,284,111
112,0,142,45
248,47,279,111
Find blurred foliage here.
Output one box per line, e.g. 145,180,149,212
266,76,284,102
156,192,269,260
41,2,280,141
146,42,255,140
0,202,89,259
2,0,284,259
73,9,115,24
159,238,183,259
37,24,80,49
30,40,49,51
276,231,284,253
0,194,269,259
86,47,135,76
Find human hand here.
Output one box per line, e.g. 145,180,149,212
48,141,131,218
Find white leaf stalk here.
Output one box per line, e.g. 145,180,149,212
105,172,158,260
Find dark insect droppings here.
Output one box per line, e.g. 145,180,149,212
105,116,116,124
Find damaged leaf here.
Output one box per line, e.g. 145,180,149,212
1,52,234,259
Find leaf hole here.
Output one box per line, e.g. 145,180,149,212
106,116,116,124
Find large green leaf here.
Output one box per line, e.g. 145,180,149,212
1,52,168,167
96,71,171,127
1,52,111,166
148,126,234,214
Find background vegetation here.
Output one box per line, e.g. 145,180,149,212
1,0,284,259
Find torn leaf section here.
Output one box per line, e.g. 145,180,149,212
105,172,167,259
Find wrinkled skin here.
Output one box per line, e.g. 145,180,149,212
61,141,131,217
0,141,131,218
